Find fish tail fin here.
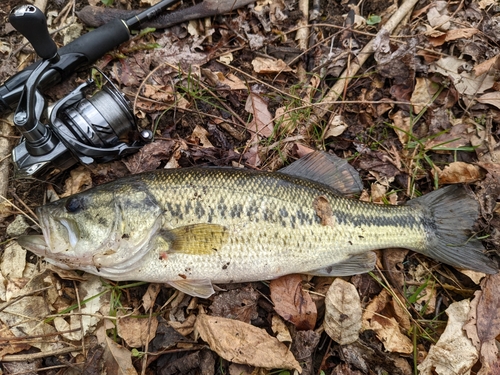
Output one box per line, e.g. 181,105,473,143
409,185,497,274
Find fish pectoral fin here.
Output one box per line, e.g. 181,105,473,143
305,252,377,277
167,279,215,298
163,223,229,255
278,151,363,196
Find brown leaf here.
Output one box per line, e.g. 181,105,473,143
445,28,479,42
324,278,362,345
61,166,92,197
477,274,500,343
0,322,30,359
474,55,500,77
437,162,485,184
189,125,214,148
252,57,293,74
270,274,317,330
477,92,500,110
104,334,138,375
362,290,412,353
195,314,301,372
210,285,260,324
142,283,161,313
244,92,273,138
117,314,158,348
123,140,175,174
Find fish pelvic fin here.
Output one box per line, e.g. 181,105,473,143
409,185,497,274
167,279,215,298
305,252,377,277
279,151,363,196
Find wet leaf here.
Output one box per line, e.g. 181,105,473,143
195,314,301,372
418,300,478,375
324,278,362,345
270,274,317,330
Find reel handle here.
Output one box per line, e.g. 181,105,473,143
9,5,58,61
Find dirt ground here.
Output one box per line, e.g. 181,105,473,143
0,0,500,374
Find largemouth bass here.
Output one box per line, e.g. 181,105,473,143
18,152,497,298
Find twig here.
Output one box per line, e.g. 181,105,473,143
1,346,82,362
0,120,13,218
305,0,421,130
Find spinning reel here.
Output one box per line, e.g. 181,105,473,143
8,5,153,177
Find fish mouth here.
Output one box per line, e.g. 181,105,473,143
17,235,49,256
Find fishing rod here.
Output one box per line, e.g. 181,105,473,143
1,0,180,177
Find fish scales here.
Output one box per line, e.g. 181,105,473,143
116,168,425,282
17,151,497,298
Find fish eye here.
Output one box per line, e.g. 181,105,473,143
65,197,83,213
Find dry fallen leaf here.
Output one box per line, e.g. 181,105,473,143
190,125,214,148
324,278,362,345
96,321,138,375
252,56,293,74
470,273,500,374
430,56,495,95
195,314,301,372
410,77,439,114
271,314,292,342
477,92,500,110
418,300,478,375
61,165,92,197
244,92,274,138
437,162,485,184
270,274,317,330
0,321,30,359
117,314,158,348
362,289,412,354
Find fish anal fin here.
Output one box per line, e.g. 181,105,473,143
305,252,376,277
167,279,215,298
279,151,363,196
162,223,228,255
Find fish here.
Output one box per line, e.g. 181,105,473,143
18,152,497,298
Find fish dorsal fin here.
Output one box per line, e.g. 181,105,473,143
160,223,229,255
304,252,376,277
167,279,215,298
279,151,363,196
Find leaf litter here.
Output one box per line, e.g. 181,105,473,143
1,0,500,373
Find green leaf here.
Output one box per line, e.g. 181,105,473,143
367,14,381,25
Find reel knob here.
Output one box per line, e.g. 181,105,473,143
9,5,58,61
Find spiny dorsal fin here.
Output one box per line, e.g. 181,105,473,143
279,151,363,196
